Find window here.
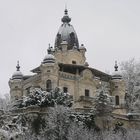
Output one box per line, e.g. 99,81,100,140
47,70,51,72
26,87,31,95
56,33,61,47
46,80,52,92
115,85,118,89
70,32,75,47
72,61,76,64
115,95,119,105
63,87,68,93
14,95,18,100
85,89,90,97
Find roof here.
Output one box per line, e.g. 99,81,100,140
31,63,111,81
54,9,79,50
59,63,111,81
31,66,40,73
23,75,32,80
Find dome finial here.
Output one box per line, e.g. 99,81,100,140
114,61,118,71
64,9,68,15
12,61,23,80
47,43,54,54
48,43,51,53
61,8,71,23
16,61,20,71
64,3,68,14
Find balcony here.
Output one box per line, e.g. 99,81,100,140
59,72,76,80
79,96,95,102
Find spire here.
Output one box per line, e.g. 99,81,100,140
114,61,118,71
64,8,68,15
112,61,122,80
16,61,20,71
47,44,51,54
47,43,54,54
61,8,71,23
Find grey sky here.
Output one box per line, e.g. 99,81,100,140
0,0,140,96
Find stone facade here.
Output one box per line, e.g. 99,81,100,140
9,9,126,112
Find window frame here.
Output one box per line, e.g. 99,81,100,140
46,80,52,92
63,87,68,93
115,95,119,105
85,89,90,97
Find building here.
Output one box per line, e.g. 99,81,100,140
9,9,126,110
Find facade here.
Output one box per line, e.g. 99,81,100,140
9,9,126,110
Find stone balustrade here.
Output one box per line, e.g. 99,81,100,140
59,72,76,80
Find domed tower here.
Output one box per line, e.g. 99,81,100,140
54,9,86,65
40,49,59,91
9,61,23,102
55,9,79,50
111,61,126,107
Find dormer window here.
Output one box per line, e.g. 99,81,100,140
56,33,61,47
70,32,75,47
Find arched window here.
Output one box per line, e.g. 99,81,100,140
46,80,52,92
115,95,119,105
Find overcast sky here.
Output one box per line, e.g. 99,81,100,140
0,0,140,96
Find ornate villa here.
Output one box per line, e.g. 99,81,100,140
9,9,126,111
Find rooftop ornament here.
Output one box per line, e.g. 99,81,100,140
114,61,118,71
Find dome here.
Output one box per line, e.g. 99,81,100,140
12,71,23,80
43,54,55,64
12,61,23,80
112,61,122,80
54,9,79,50
112,71,122,80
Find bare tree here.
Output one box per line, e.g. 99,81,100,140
120,58,140,110
0,93,10,111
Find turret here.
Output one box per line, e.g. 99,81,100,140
9,61,23,102
40,48,59,91
54,9,79,50
54,9,86,65
79,44,86,56
111,61,125,107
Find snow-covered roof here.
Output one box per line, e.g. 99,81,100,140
42,54,55,64
12,71,23,80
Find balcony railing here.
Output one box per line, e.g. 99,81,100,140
79,96,95,102
59,72,76,80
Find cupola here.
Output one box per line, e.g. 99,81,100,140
43,53,55,64
79,44,86,51
12,61,23,80
54,9,79,50
112,61,122,79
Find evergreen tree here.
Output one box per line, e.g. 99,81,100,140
94,85,113,116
